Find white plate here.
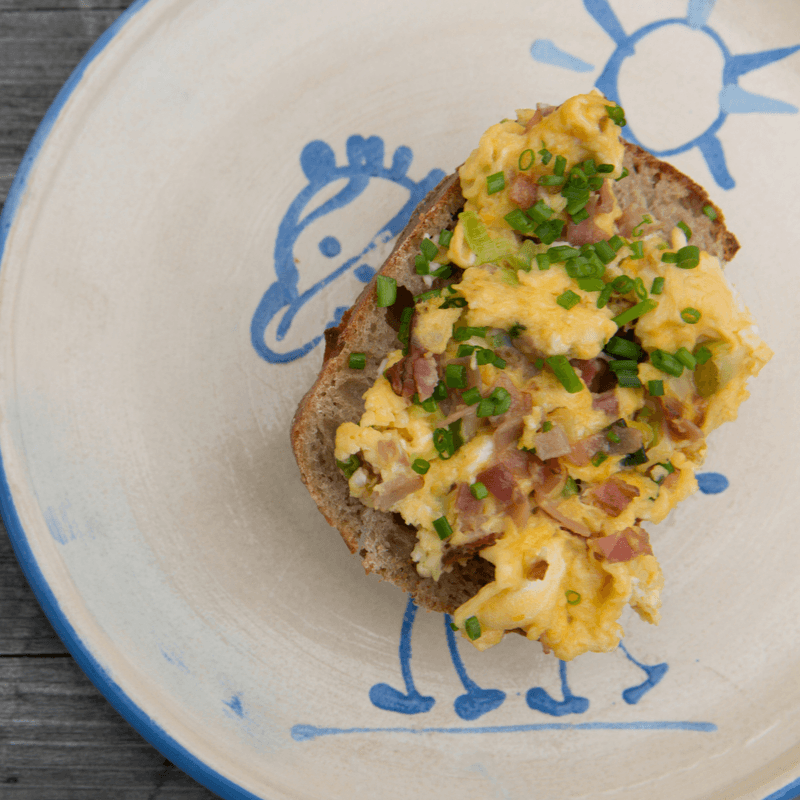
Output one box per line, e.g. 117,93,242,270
1,1,799,798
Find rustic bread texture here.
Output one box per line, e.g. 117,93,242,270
290,142,737,614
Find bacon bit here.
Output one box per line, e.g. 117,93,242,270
591,478,641,517
564,215,607,246
567,433,606,467
443,532,500,566
493,417,525,453
508,488,531,529
503,447,535,479
526,560,548,580
477,464,517,504
454,481,484,517
571,358,605,391
413,353,439,401
656,396,704,442
524,103,557,131
508,173,540,209
594,526,652,563
538,500,592,537
385,347,419,398
592,390,619,417
530,456,563,495
534,424,571,460
372,472,424,511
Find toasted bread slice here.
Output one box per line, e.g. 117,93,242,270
290,141,738,614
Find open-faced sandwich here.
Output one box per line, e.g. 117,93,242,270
291,91,771,661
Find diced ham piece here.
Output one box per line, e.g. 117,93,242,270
529,456,563,495
591,478,641,517
508,488,531,529
454,481,484,517
571,358,604,390
567,433,606,467
656,396,704,442
385,347,419,399
592,390,619,417
413,353,439,401
534,424,571,460
493,417,525,453
509,174,540,209
372,473,424,511
605,425,644,456
477,464,517,504
594,526,653,563
565,215,607,246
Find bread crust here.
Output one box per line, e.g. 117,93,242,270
290,142,737,614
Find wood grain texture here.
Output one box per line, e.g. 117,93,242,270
0,2,221,797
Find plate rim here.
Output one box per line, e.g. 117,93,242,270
0,2,798,799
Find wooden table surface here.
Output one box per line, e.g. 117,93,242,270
0,2,220,797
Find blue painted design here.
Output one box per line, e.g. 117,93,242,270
444,614,506,720
531,0,800,190
224,694,245,719
526,660,590,716
291,719,717,742
250,137,445,363
318,235,341,258
618,642,669,705
697,471,729,494
353,264,376,283
530,39,594,73
369,598,435,714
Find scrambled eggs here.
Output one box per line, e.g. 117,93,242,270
334,92,771,660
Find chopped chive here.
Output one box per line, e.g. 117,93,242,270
597,163,615,174
542,421,553,432
553,154,567,177
628,240,644,260
565,589,582,605
457,344,476,357
420,238,439,261
431,265,453,282
440,294,467,309
538,174,565,187
681,307,702,324
376,275,397,307
612,299,658,327
647,379,664,396
612,275,634,293
490,387,512,415
462,387,482,405
594,240,616,264
562,476,579,498
538,147,552,165
577,277,605,292
557,290,581,310
570,208,590,224
438,229,454,247
445,363,468,388
597,283,614,309
606,430,621,444
414,288,441,302
675,347,697,369
661,251,678,263
518,149,535,170
609,359,638,372
535,219,565,245
616,372,642,388
476,397,496,418
582,158,597,176
528,199,554,223
633,276,648,301
605,336,642,359
569,167,587,186
508,323,526,338
605,104,627,126
416,395,437,412
651,276,665,295
588,175,605,191
621,447,648,466
632,215,653,238
608,235,625,252
677,221,692,241
615,167,630,181
398,306,414,346
694,345,712,365
651,348,684,377
548,245,581,262
536,252,551,270
465,616,482,640
412,458,430,475
476,348,494,366
449,622,459,631
433,381,448,401
504,208,536,234
546,355,584,393
453,326,487,341
414,253,430,274
676,245,701,269
486,171,505,194
433,516,453,540
470,481,489,500
591,452,608,467
492,353,507,369
348,352,366,369
336,454,361,479
702,204,718,221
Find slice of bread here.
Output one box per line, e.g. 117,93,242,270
290,141,738,615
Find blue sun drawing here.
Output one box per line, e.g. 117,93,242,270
531,0,800,189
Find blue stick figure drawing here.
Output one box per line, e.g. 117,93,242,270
531,0,800,189
369,472,726,721
250,135,445,364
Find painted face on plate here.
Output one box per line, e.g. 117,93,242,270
250,135,444,364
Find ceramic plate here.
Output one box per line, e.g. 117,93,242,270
2,1,799,798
